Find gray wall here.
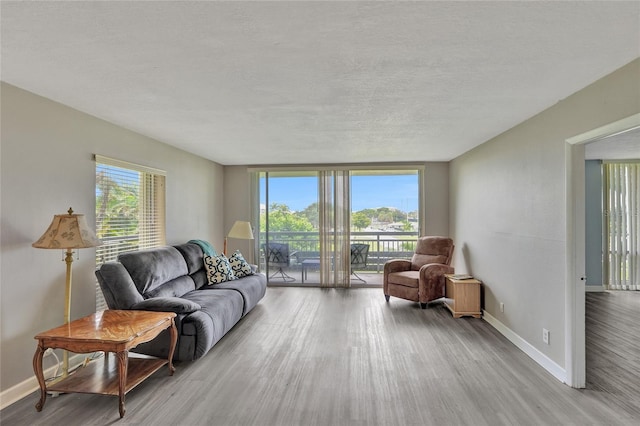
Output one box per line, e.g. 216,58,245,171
424,162,450,236
585,160,604,288
0,83,224,393
449,58,639,368
223,166,255,259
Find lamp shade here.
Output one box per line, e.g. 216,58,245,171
32,208,102,249
227,221,254,240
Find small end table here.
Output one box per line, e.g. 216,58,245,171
444,274,482,318
33,310,177,418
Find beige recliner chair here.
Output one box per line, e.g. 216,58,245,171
383,236,454,309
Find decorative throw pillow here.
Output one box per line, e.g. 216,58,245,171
204,254,236,285
228,250,253,278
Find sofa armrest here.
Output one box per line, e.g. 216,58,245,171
96,263,144,309
131,297,201,314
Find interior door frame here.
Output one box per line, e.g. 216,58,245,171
565,113,640,388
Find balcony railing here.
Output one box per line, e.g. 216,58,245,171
259,231,418,273
95,231,419,275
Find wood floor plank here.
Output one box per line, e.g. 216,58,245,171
2,288,639,425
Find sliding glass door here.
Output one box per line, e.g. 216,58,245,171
259,171,321,285
255,166,422,287
350,170,421,281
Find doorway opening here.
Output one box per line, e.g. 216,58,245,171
566,113,640,388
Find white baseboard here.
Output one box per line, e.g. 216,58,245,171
482,310,567,384
0,353,87,410
586,285,606,292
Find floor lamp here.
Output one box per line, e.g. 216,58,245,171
224,220,254,262
33,208,102,378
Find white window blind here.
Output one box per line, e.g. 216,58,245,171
604,162,639,290
95,155,166,310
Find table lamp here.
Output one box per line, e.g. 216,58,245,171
33,207,102,377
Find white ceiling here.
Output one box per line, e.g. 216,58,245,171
585,127,640,160
2,1,639,165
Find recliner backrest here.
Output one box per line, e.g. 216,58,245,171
411,236,454,270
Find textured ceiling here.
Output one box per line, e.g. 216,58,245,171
2,1,639,165
585,127,640,160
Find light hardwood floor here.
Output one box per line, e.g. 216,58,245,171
585,291,640,417
2,288,639,425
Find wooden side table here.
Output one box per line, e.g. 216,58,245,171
444,274,482,318
33,310,177,418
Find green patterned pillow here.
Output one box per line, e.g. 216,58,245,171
204,254,236,285
228,250,253,278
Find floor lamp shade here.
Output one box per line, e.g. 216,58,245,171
32,208,102,378
32,208,102,250
227,221,254,240
224,221,254,256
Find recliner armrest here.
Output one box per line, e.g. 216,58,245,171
131,297,201,314
418,263,454,279
384,259,412,274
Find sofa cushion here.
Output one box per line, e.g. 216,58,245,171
119,246,189,294
174,243,206,275
191,269,208,290
201,273,267,316
228,250,253,278
182,289,244,349
144,275,196,299
204,254,236,284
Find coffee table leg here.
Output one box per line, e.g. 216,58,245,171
167,320,177,375
32,344,47,412
116,351,128,418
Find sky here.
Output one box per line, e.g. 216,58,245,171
260,174,419,212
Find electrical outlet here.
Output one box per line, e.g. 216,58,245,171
500,302,504,313
543,328,550,345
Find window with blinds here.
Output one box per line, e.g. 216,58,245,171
604,162,639,290
95,155,166,310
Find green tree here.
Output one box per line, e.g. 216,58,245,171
352,212,371,230
359,208,377,219
378,211,393,223
401,220,413,231
300,202,319,229
260,203,313,232
96,170,139,239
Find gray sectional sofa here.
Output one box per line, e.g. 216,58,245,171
95,242,267,361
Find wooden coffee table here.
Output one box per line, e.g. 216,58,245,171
33,310,177,418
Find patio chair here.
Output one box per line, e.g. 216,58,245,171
350,243,370,283
262,242,296,282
